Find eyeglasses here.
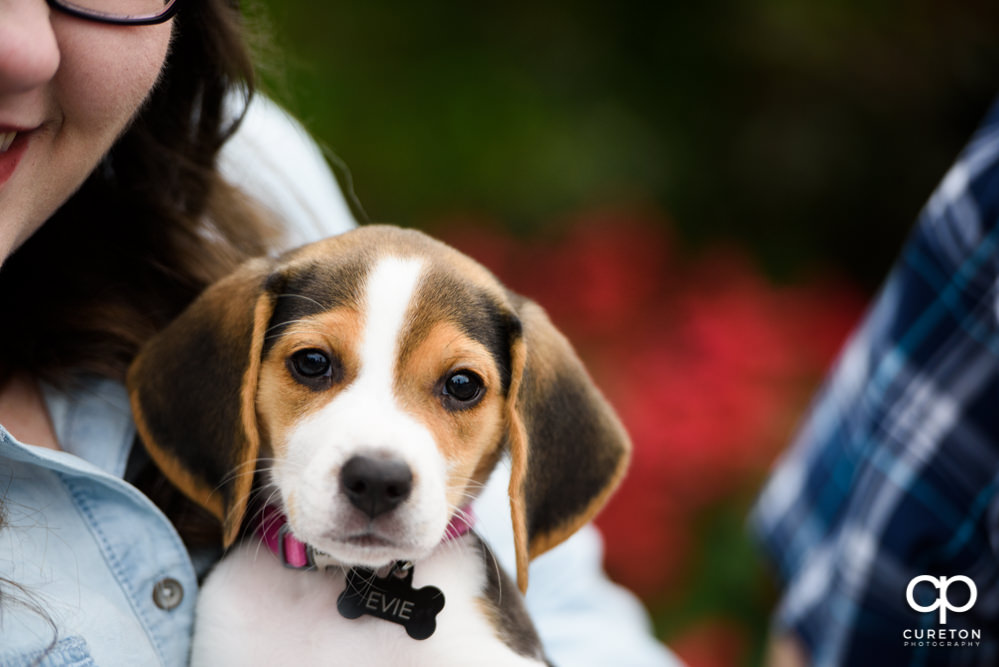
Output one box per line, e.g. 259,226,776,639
46,0,180,25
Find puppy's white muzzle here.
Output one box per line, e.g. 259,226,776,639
272,379,451,569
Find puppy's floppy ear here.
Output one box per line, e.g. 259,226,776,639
505,297,631,593
127,257,276,547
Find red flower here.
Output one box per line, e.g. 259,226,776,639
670,618,751,667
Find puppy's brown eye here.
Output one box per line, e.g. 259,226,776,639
442,370,484,408
288,349,336,389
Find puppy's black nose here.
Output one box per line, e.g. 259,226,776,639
340,455,413,518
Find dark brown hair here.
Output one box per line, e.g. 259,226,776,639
0,0,279,387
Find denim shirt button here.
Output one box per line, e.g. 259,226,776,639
152,577,184,611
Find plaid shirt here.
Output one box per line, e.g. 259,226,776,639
753,98,999,666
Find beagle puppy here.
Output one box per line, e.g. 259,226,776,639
127,225,630,666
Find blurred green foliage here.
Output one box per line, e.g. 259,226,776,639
251,0,999,289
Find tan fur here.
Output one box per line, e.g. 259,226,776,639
395,321,507,514
504,334,532,593
221,296,274,545
256,309,364,458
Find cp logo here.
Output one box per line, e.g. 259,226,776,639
906,575,977,624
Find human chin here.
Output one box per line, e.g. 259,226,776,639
0,128,106,265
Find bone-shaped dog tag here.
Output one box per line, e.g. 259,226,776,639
337,565,445,640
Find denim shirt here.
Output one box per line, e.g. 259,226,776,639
0,377,197,666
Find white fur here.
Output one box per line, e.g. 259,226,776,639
191,536,543,666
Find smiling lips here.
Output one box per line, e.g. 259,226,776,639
0,130,29,187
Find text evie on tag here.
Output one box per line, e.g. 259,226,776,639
337,565,445,640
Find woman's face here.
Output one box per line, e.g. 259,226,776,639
0,1,173,264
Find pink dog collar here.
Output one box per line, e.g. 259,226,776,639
258,505,311,569
257,504,476,570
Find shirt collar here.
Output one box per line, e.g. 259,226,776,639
41,375,135,479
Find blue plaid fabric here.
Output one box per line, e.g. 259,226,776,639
752,98,999,666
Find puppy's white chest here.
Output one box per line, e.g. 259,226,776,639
191,540,544,667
